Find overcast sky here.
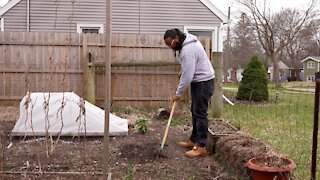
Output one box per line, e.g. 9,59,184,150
0,0,8,7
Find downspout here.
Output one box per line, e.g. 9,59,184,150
27,0,30,32
0,17,4,32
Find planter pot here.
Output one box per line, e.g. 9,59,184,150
245,156,296,180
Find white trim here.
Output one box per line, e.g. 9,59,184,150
27,0,30,32
0,17,4,31
76,23,104,34
301,56,320,63
200,0,228,24
0,0,21,16
184,25,223,52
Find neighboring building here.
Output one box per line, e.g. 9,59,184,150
0,0,227,51
268,60,303,82
226,67,243,82
268,61,290,82
301,56,320,82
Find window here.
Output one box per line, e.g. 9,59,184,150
307,61,315,69
81,28,100,34
183,26,222,52
307,75,315,82
77,24,104,34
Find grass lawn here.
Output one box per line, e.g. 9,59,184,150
219,82,317,179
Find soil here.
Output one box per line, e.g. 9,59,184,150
251,156,292,168
0,105,237,180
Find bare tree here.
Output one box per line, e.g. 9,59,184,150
283,16,319,80
225,13,262,82
236,0,317,87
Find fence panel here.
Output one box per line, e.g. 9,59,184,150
0,32,201,108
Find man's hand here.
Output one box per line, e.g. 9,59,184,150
171,95,180,102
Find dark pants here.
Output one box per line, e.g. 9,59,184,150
189,79,214,147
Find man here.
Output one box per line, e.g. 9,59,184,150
163,28,214,158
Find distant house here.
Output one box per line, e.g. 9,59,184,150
268,61,290,82
226,67,243,82
0,0,227,51
301,56,320,82
268,60,303,82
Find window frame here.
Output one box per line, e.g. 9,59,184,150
307,61,315,69
183,25,222,52
76,23,104,34
307,75,315,82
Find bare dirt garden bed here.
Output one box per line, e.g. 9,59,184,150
0,104,283,179
0,105,237,180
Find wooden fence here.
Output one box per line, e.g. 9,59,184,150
0,32,211,108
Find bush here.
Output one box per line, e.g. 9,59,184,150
236,55,269,101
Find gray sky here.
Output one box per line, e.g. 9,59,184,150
0,0,8,7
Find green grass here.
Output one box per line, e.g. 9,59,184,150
219,83,317,179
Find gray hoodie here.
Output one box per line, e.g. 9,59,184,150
176,33,215,96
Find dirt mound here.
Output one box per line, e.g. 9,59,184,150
215,133,275,178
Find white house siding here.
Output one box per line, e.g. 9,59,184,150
112,0,223,34
2,0,223,34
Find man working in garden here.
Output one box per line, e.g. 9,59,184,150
163,29,214,158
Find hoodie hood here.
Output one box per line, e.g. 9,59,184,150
182,33,198,47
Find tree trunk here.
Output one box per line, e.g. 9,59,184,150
211,52,223,118
231,67,238,82
272,56,281,88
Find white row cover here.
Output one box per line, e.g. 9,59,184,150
11,92,128,136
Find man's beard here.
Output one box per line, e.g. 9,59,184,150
173,43,183,51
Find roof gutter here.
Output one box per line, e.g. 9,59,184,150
1,17,4,31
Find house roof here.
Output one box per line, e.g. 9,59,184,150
200,0,228,23
0,0,21,16
282,59,303,69
301,56,320,63
0,0,228,24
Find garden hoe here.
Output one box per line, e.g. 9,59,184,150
155,101,177,158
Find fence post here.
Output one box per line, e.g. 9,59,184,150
211,52,223,118
82,34,88,99
311,71,320,180
82,34,96,104
0,133,3,179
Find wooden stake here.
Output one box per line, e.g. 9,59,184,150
104,0,111,179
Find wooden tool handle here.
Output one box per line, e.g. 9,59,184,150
160,101,177,149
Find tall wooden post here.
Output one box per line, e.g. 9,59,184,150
0,133,3,179
311,72,320,180
103,0,111,179
211,52,223,118
82,34,88,98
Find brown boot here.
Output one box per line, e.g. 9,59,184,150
185,145,208,158
178,140,195,149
